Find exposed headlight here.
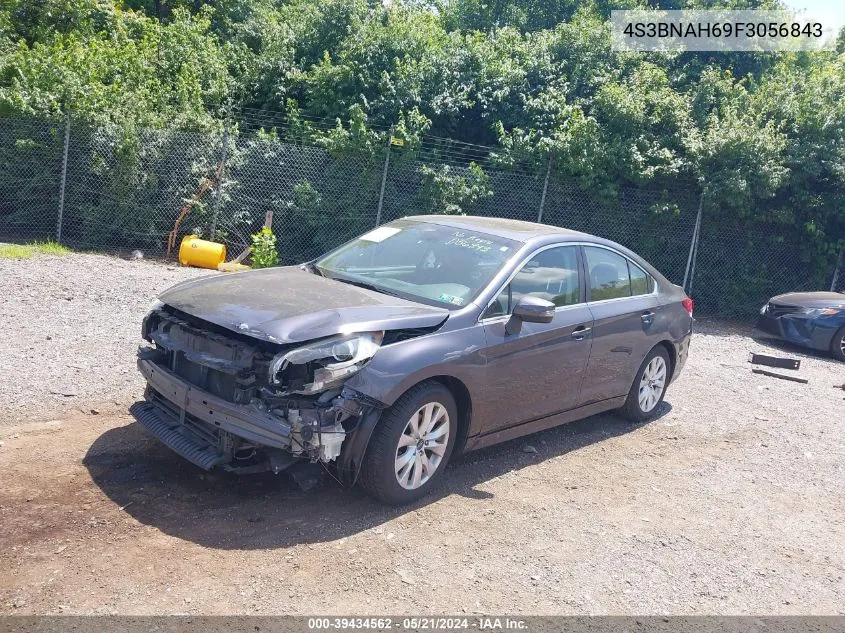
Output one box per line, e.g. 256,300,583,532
269,332,383,395
760,303,769,315
147,298,164,314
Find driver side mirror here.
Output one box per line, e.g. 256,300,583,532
506,296,555,335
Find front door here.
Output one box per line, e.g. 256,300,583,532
480,245,594,433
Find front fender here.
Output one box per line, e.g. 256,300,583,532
345,325,487,410
335,326,486,485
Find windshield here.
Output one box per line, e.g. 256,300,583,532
315,220,520,308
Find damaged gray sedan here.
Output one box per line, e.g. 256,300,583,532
133,215,693,504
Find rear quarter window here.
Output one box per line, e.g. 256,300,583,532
629,261,655,295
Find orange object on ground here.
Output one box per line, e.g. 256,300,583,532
178,235,226,269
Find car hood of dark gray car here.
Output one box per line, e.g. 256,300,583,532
158,266,449,344
770,291,845,309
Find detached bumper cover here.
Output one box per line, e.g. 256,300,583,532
137,358,292,449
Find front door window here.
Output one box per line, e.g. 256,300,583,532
484,245,581,317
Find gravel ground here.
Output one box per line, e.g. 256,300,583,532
1,252,844,615
0,252,212,424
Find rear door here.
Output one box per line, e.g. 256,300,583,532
480,244,594,432
579,245,662,405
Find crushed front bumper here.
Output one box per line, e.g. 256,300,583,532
133,358,297,473
133,357,374,478
137,357,293,449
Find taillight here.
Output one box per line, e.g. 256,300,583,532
682,297,694,317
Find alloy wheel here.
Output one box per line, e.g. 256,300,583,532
638,356,667,413
394,402,450,490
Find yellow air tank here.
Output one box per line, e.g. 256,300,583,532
178,235,226,270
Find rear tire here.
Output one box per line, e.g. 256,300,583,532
830,325,845,362
358,381,458,505
620,346,671,422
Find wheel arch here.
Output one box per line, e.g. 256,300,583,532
374,374,474,455
831,323,845,360
339,374,474,485
428,375,473,455
655,339,677,381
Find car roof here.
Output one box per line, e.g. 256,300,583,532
402,215,592,244
400,214,671,285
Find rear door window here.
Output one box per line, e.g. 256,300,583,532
584,246,631,301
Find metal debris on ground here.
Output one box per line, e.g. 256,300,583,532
751,368,809,384
749,353,801,371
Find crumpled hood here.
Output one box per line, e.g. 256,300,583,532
770,291,845,309
158,266,449,344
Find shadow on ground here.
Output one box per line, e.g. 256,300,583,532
83,403,671,550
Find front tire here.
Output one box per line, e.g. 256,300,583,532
831,325,845,362
620,346,671,422
358,381,458,505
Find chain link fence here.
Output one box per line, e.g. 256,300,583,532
0,117,64,242
0,114,841,319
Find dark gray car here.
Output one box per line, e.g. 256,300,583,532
133,216,694,504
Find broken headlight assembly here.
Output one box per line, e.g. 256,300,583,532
268,332,383,395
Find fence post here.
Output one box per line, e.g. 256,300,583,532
831,249,843,292
55,112,71,243
537,155,552,223
683,189,704,293
209,116,230,242
375,125,394,227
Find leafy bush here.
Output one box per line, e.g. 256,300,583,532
250,227,278,268
417,163,493,215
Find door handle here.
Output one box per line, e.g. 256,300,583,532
571,326,592,340
641,311,655,325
